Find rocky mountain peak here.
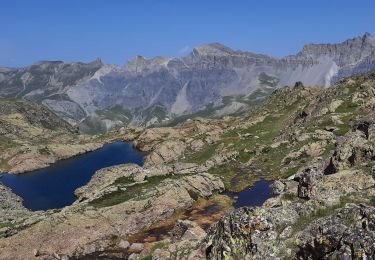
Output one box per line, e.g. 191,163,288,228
363,31,373,38
296,33,375,70
91,57,104,66
124,55,172,73
193,43,235,56
362,31,375,45
300,32,375,55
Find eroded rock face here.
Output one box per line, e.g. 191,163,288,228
331,130,375,172
295,158,325,199
296,204,375,259
144,140,187,165
0,183,29,222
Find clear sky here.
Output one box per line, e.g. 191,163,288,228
1,0,374,67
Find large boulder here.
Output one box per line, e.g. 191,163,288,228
294,158,325,199
330,130,374,172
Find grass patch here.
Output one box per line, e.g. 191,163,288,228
150,241,170,252
282,166,300,179
208,163,263,192
89,174,185,208
113,176,134,185
0,158,11,172
0,222,16,238
0,136,17,150
290,196,356,235
38,146,51,155
370,196,375,206
321,142,336,158
0,222,15,229
185,143,219,164
238,149,255,163
334,100,358,114
208,163,238,190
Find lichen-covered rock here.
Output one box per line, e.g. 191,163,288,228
330,130,375,171
144,140,187,165
294,158,325,199
0,172,224,259
296,204,375,259
0,183,30,222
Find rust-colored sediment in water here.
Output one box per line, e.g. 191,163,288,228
128,194,233,244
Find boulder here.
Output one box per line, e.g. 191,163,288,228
118,240,130,249
271,180,286,195
295,159,325,199
129,243,144,253
330,130,374,171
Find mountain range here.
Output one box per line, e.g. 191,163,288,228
1,32,375,133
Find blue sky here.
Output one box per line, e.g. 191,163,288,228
0,0,374,67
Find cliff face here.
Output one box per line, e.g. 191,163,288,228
1,34,375,132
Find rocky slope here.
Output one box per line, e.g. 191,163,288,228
1,33,375,132
0,99,117,174
1,70,375,259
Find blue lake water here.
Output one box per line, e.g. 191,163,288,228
226,180,274,208
0,142,144,211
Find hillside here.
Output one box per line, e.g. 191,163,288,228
0,70,374,259
0,99,103,174
1,33,375,133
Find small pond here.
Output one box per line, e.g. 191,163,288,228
226,179,274,208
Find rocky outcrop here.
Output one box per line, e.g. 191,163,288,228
203,202,375,260
330,130,375,172
144,140,187,165
202,106,375,258
202,166,375,259
0,183,30,222
295,158,325,199
296,204,375,259
133,117,228,166
74,162,209,201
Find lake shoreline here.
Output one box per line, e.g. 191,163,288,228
1,141,145,211
5,143,105,175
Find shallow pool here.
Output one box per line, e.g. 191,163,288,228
226,179,274,208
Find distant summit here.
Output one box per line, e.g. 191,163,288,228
193,43,235,56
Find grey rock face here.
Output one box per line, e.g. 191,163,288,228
0,99,76,133
296,204,375,259
1,33,375,132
